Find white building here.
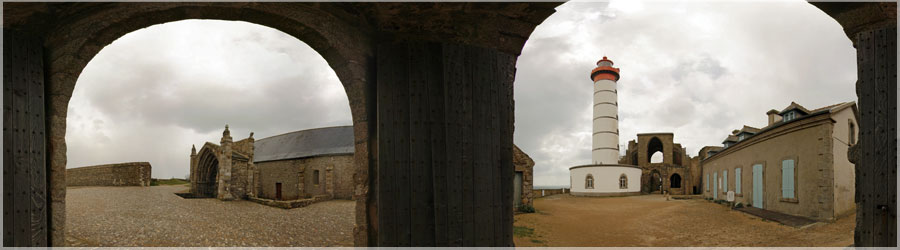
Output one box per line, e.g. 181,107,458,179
570,56,641,196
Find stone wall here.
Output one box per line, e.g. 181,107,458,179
513,145,534,209
256,154,354,200
66,162,151,187
532,188,569,198
701,114,838,221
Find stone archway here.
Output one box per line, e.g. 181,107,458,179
2,2,894,247
647,137,664,164
195,147,219,198
670,174,681,189
32,4,376,247
649,170,662,193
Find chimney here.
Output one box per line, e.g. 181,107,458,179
766,109,782,126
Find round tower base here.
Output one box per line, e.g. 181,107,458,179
568,164,642,196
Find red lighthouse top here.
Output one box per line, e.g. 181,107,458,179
590,56,620,82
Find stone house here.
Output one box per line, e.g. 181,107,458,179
189,125,354,201
700,101,858,221
513,145,534,210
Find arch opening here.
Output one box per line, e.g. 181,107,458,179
61,19,359,247
196,148,219,198
670,173,682,189
648,137,664,164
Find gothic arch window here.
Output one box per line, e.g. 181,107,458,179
648,137,664,163
619,174,628,189
585,174,594,189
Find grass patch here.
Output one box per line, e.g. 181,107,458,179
513,226,535,238
530,239,544,244
151,178,190,186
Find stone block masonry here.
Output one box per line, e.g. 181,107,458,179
66,162,151,187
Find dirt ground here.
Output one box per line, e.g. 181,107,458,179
513,194,854,247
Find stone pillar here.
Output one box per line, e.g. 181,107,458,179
326,165,335,199
812,2,898,246
217,125,235,201
376,41,515,246
298,168,306,199
189,145,197,193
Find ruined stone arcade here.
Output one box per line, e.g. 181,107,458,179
2,2,895,247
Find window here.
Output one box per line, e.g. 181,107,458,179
849,120,856,145
619,174,628,189
735,168,742,194
723,170,728,192
783,111,796,121
705,174,709,191
585,174,594,189
313,170,320,185
782,159,795,199
738,134,746,141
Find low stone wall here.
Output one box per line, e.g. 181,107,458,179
533,188,570,198
248,195,332,209
67,162,152,187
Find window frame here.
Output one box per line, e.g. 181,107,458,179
585,174,595,189
735,167,742,196
619,174,628,189
779,156,799,203
722,170,728,194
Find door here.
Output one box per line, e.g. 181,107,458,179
713,172,718,200
4,31,49,247
514,172,523,208
275,183,282,201
752,164,763,208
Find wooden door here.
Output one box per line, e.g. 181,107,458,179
752,164,763,209
3,31,48,247
513,172,522,208
275,183,282,201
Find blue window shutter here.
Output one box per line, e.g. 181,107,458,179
723,170,728,192
705,174,709,191
782,159,795,199
735,168,742,194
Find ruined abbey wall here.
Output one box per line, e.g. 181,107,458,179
66,162,151,187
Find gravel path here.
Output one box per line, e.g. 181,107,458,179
514,194,854,247
65,185,354,247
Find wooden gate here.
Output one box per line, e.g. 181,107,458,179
3,31,49,247
376,41,515,246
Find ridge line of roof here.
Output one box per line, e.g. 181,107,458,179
256,125,354,142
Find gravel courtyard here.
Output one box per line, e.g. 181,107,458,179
514,194,854,247
65,185,354,247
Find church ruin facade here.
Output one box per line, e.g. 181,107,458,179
189,125,355,202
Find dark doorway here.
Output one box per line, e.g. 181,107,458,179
670,174,682,188
275,183,283,201
649,170,662,193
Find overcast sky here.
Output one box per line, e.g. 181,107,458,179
67,0,856,185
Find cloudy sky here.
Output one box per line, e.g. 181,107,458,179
67,0,857,185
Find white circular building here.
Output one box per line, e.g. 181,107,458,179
570,56,642,196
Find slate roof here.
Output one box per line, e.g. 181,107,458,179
254,125,355,163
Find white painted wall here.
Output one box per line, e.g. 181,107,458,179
570,166,641,193
592,78,619,164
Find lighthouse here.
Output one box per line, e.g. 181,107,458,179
590,56,621,164
569,56,640,197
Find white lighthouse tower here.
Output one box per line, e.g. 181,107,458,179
590,56,621,164
569,56,641,197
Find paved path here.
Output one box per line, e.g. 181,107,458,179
65,185,354,247
513,194,854,247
